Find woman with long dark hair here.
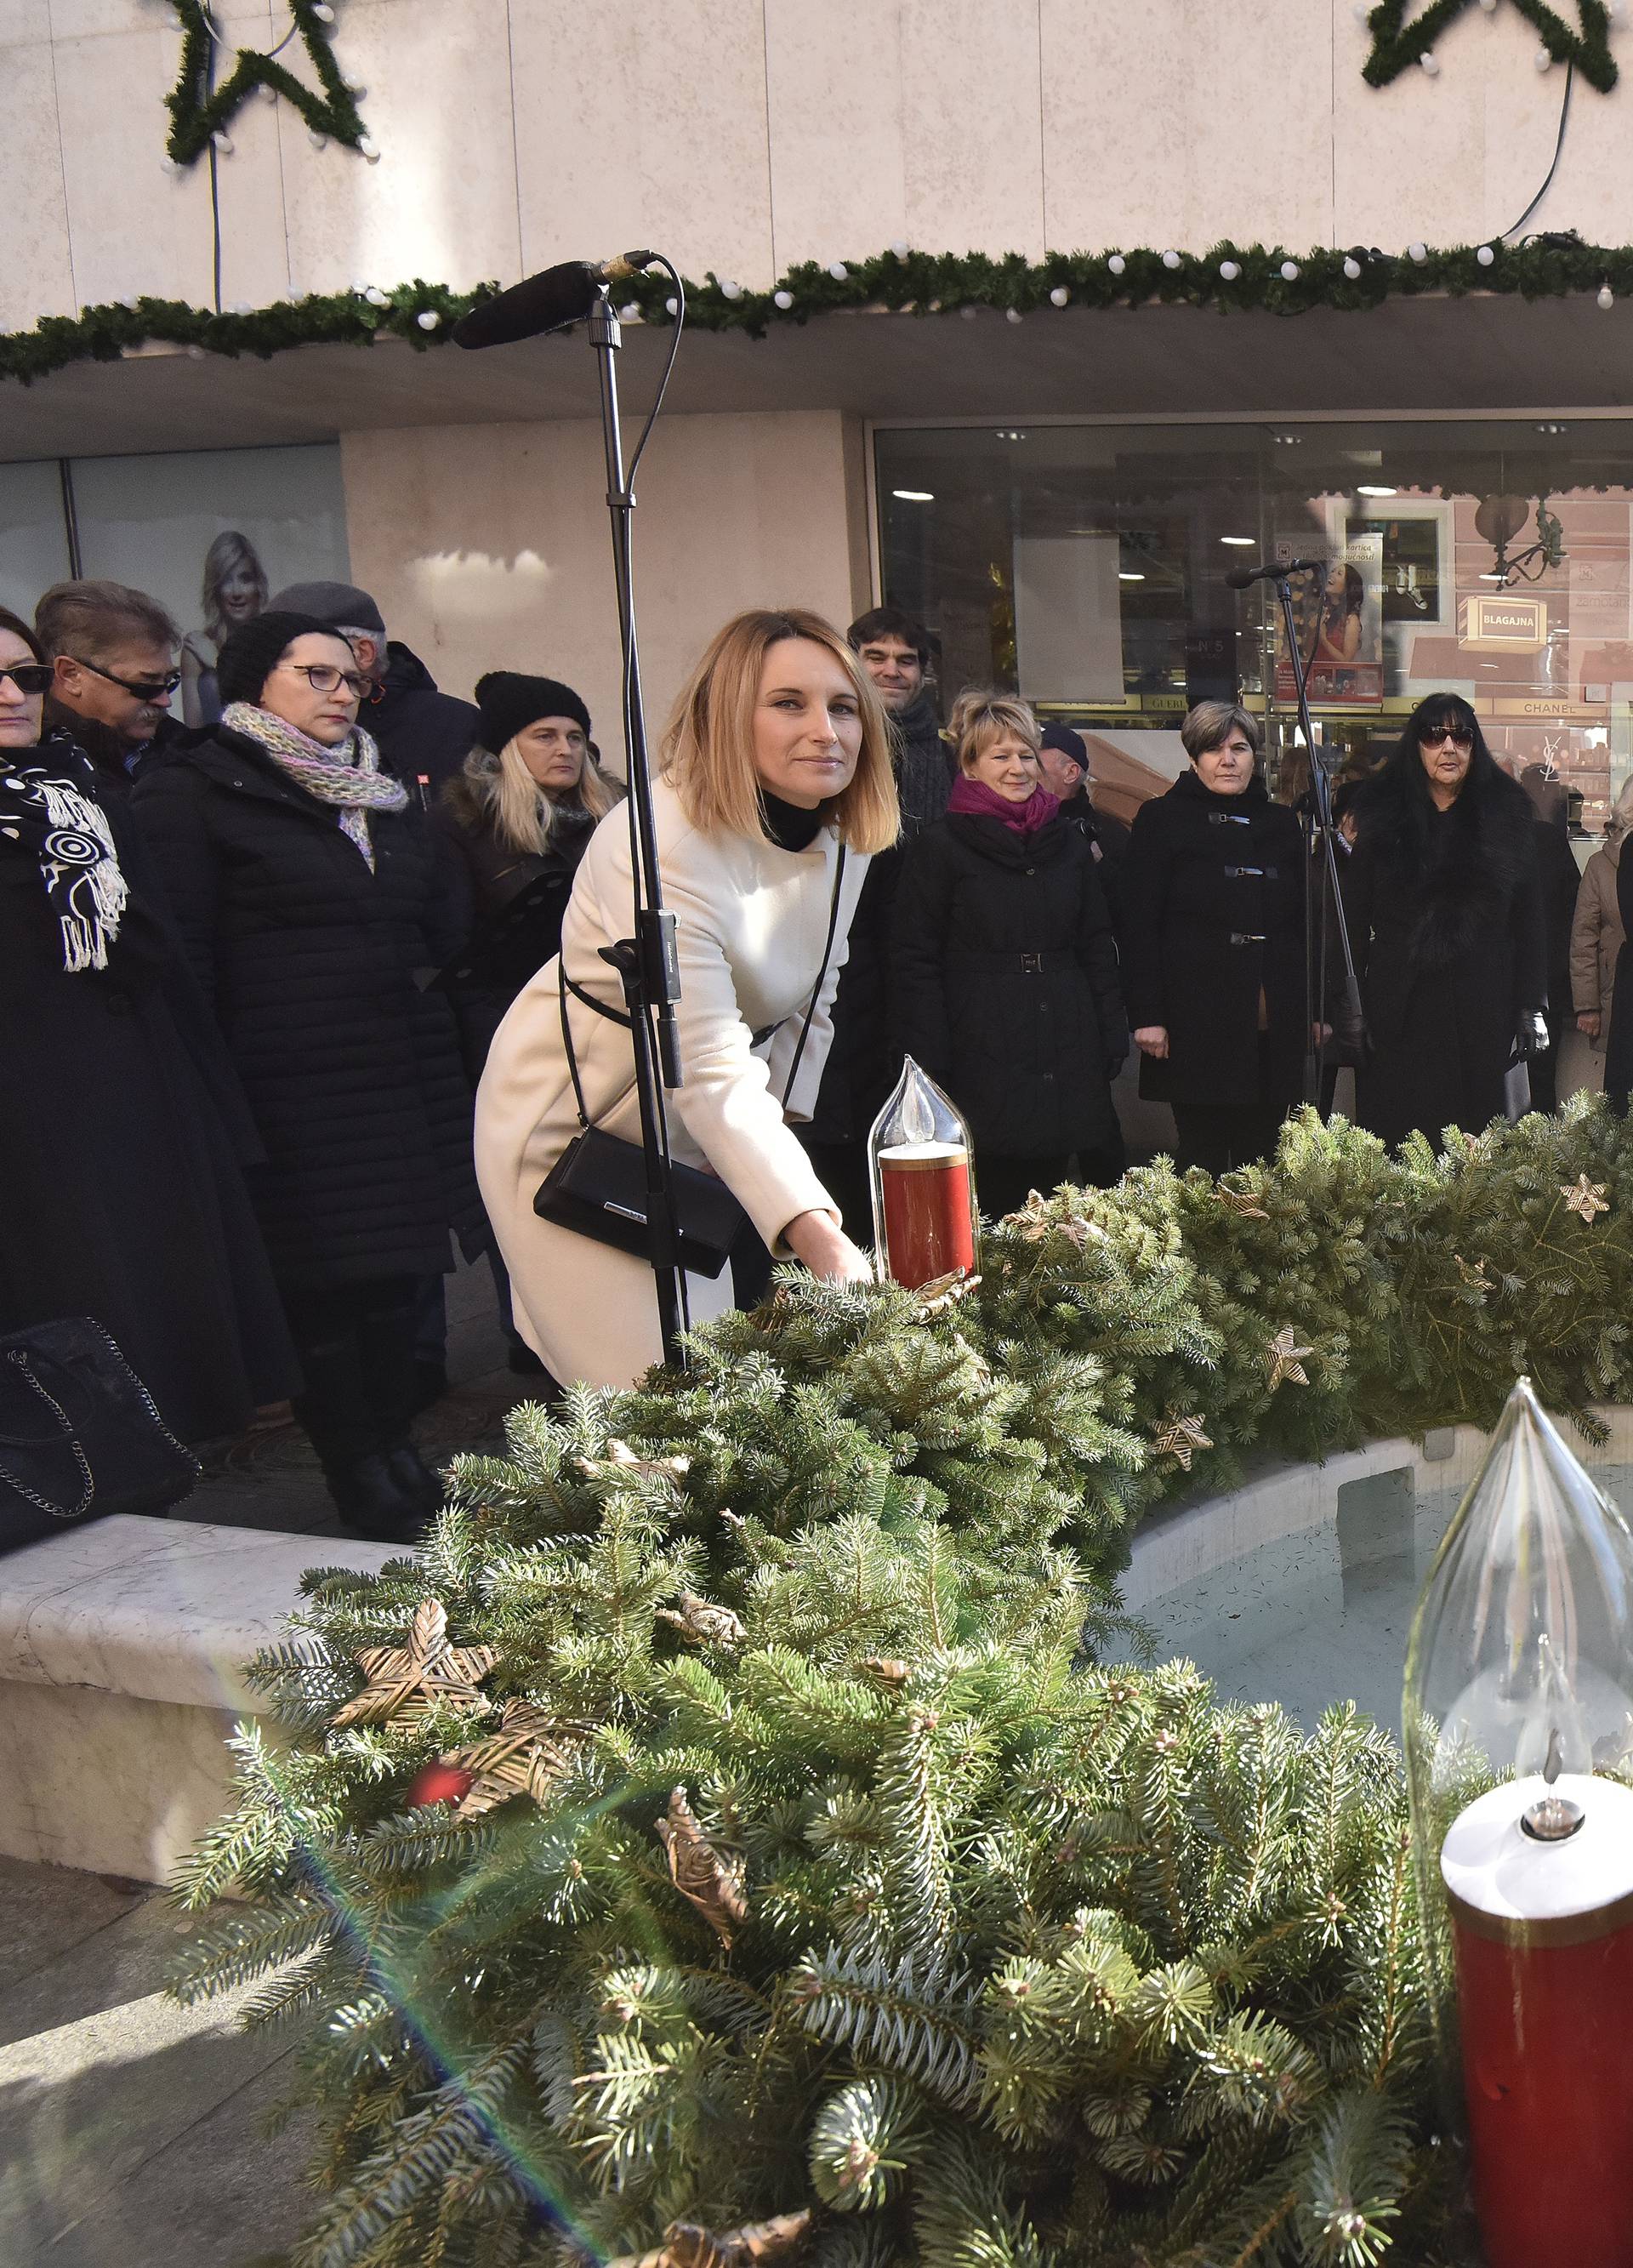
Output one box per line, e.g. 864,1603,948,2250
1314,561,1364,667
1346,694,1546,1148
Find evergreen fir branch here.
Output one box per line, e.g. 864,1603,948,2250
790,1950,985,2108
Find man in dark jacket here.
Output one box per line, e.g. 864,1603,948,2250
848,605,951,829
270,580,480,795
36,579,183,794
1038,722,1130,932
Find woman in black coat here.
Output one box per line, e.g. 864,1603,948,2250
1123,702,1306,1176
0,606,297,1450
891,694,1127,1221
432,670,620,1081
1346,696,1547,1149
132,611,481,1539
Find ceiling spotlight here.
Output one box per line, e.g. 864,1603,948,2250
1118,572,1146,582
1357,484,1398,497
1220,535,1256,547
892,488,934,502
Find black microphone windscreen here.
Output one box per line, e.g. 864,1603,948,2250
1224,564,1259,590
453,261,600,349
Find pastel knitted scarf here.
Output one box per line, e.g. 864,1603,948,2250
221,701,408,870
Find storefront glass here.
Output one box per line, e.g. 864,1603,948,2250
876,419,1633,830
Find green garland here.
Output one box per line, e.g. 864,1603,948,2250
1363,0,1617,90
7,231,1633,390
165,0,367,167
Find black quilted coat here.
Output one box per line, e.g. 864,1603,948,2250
890,812,1126,1158
132,727,481,1288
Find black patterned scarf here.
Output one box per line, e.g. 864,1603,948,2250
0,738,128,972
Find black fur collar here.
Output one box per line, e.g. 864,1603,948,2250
1357,767,1534,971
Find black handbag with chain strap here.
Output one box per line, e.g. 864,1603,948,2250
0,1317,200,1556
533,846,847,1279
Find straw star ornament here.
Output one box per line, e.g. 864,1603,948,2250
329,1598,498,1729
438,1700,589,1819
1151,1413,1213,1470
1561,1175,1610,1222
1264,1327,1314,1389
656,1786,748,1945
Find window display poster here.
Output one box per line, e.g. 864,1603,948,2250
1013,535,1127,704
1275,529,1384,707
71,444,350,727
0,460,73,622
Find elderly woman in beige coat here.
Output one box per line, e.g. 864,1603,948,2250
1570,780,1633,1090
475,608,898,1389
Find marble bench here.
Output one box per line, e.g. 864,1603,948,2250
0,1516,394,1884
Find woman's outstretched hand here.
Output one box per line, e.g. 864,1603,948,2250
785,1210,875,1284
1133,1025,1169,1060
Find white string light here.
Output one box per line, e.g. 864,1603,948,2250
827,261,848,282
1342,255,1363,279
415,309,440,330
1408,241,1429,262
1162,248,1181,269
1599,282,1615,309
1220,258,1241,280
1005,307,1023,323
1049,284,1069,305
1477,243,1495,265
1107,254,1126,275
773,289,794,310
1280,259,1300,282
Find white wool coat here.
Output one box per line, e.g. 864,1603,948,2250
475,777,869,1388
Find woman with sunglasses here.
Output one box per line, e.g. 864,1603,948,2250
1345,693,1547,1148
132,612,481,1540
0,605,299,1458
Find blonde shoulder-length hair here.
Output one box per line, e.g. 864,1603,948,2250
459,732,619,857
660,607,899,854
953,690,1041,771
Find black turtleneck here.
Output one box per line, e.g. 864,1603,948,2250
760,790,830,852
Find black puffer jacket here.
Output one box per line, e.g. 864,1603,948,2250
890,812,1126,1158
1347,762,1545,1146
131,727,481,1288
1121,768,1306,1110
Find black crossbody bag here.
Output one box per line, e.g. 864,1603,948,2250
533,846,846,1279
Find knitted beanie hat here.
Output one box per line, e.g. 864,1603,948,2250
217,611,349,709
475,671,591,754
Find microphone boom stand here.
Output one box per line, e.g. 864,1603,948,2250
587,287,689,1367
1270,570,1365,1107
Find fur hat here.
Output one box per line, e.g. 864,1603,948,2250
475,671,591,753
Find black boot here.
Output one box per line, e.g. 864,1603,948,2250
386,1443,444,1520
326,1450,434,1544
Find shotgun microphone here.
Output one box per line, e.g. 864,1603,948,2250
453,253,657,348
1224,557,1326,590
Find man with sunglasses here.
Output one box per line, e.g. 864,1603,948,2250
35,579,183,789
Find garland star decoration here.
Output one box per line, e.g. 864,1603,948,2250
1456,1252,1495,1291
166,0,367,168
435,1700,589,1820
1562,1172,1611,1220
656,1786,749,1945
1363,0,1618,90
1265,1326,1316,1388
912,1268,982,1315
607,2209,814,2268
1151,1411,1214,1471
657,1589,748,1648
329,1598,498,1729
1216,1176,1271,1219
578,1438,691,1484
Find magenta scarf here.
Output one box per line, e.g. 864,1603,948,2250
947,773,1061,837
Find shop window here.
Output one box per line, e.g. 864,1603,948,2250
876,419,1633,831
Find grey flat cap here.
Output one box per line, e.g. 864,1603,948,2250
268,580,385,634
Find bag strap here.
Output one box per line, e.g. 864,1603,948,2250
556,839,848,1132
780,841,846,1108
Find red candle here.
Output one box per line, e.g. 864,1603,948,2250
878,1141,975,1290
1442,1774,1633,2268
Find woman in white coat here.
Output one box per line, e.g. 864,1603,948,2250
475,607,899,1388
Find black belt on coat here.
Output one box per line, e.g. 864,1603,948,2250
947,949,1077,974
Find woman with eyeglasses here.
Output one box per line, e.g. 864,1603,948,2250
1345,694,1547,1149
0,604,299,1456
132,612,481,1540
